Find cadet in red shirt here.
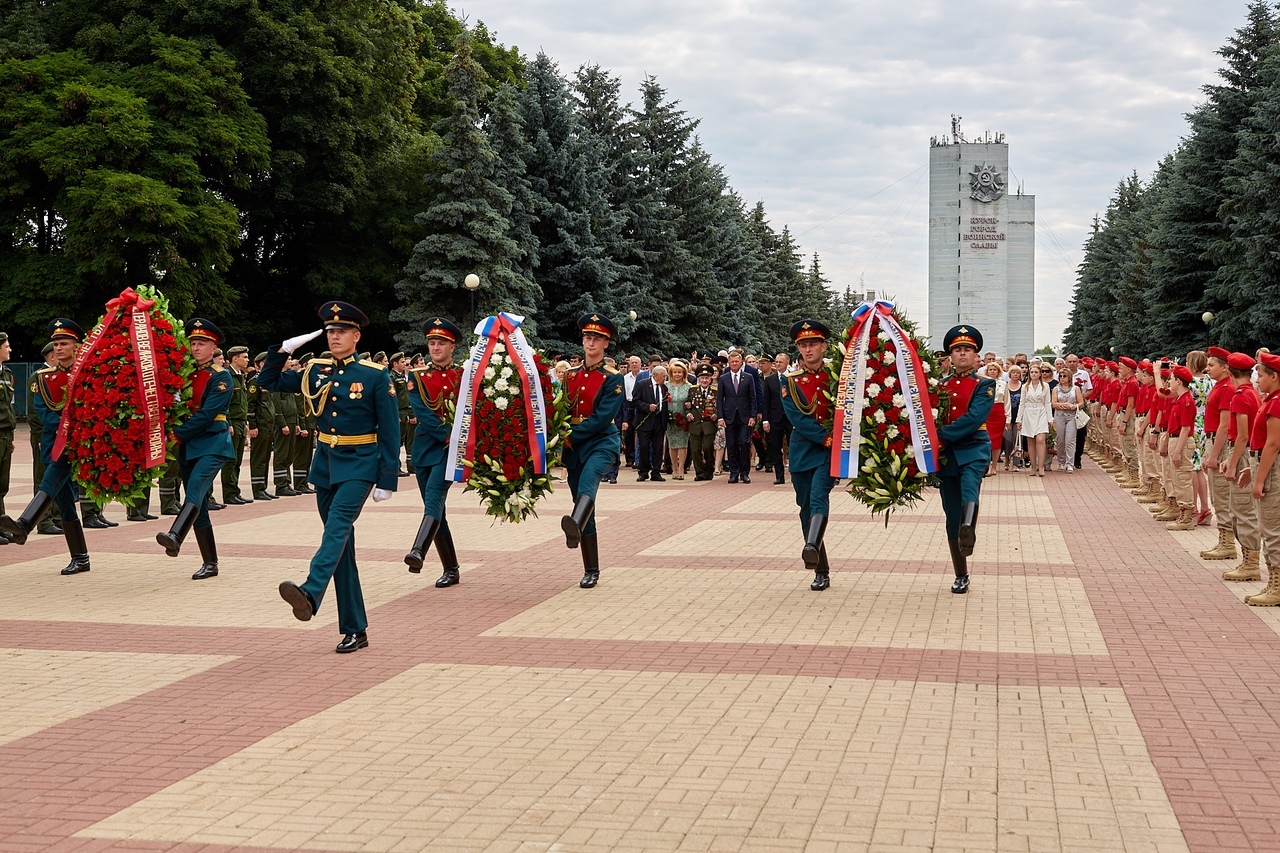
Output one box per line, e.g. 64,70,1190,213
1201,348,1238,559
1241,351,1280,605
1161,366,1197,530
1223,353,1262,581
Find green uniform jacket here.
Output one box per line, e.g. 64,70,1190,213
227,367,248,426
247,370,275,431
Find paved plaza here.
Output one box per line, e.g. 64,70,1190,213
3,430,1280,852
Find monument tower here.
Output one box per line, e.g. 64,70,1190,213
928,116,1034,356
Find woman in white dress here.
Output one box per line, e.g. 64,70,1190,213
1018,364,1053,477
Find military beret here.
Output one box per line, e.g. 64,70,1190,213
943,324,982,352
1207,346,1231,362
318,300,369,329
1107,361,1119,372
1172,365,1193,384
1229,352,1256,370
298,352,313,365
423,316,463,343
254,351,269,364
1118,356,1137,371
373,351,387,362
578,313,617,340
1260,352,1280,373
359,352,371,361
48,318,84,342
790,319,831,343
41,342,55,356
1081,357,1095,368
185,318,224,345
0,332,7,345
227,346,249,357
1139,360,1154,373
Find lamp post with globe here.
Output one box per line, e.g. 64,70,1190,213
464,273,480,328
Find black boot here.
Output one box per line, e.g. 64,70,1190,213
949,539,969,594
191,526,219,580
434,524,461,588
60,519,91,575
802,514,827,570
1,490,53,546
403,515,440,574
810,543,830,590
561,495,594,549
579,532,600,588
155,502,198,557
958,502,979,557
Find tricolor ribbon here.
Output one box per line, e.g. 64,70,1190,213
830,300,939,478
52,287,164,468
446,313,549,483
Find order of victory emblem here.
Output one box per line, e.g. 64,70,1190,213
969,164,1005,203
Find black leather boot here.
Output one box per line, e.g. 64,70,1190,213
434,523,461,588
810,543,830,591
156,502,198,557
579,532,600,588
949,539,969,594
802,513,827,570
404,515,440,573
561,495,594,549
191,526,219,580
958,502,979,557
1,490,53,546
60,519,91,575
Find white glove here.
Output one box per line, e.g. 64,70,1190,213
372,488,393,503
280,328,324,354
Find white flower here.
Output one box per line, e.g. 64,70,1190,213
509,382,521,397
494,377,509,392
883,351,895,365
867,383,881,398
500,366,513,379
494,396,509,411
483,366,496,380
929,377,939,388
884,376,896,388
931,407,939,417
887,425,900,439
494,342,506,354
492,354,507,366
892,393,905,408
873,409,886,424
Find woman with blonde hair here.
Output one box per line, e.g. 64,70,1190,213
665,360,693,479
1052,366,1084,471
1018,362,1052,476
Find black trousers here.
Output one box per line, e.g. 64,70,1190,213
769,422,791,479
1075,424,1087,468
637,424,666,477
725,421,752,477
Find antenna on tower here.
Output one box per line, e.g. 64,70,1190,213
951,114,964,144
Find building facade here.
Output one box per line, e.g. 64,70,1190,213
928,130,1034,357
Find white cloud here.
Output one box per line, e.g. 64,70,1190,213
463,0,1246,349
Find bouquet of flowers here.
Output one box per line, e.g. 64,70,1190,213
829,300,945,520
449,314,570,523
56,286,193,508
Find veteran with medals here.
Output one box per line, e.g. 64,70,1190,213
403,317,464,587
261,301,401,653
1,319,93,574
780,319,838,591
154,319,235,580
561,313,625,588
687,364,719,481
937,325,995,594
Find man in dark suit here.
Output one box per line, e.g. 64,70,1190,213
716,349,758,483
762,353,792,485
631,364,670,481
620,355,646,467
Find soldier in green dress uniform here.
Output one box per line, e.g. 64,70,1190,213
686,365,719,481
937,325,996,594
0,332,14,541
292,353,316,494
265,301,401,653
272,369,300,496
248,352,278,500
28,342,64,534
780,319,837,591
392,352,415,476
219,346,252,504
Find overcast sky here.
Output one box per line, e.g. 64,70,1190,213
461,0,1245,350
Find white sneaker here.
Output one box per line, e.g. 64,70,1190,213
1066,464,1075,472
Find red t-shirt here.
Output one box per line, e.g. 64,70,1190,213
1136,383,1154,416
1121,377,1139,409
1165,390,1195,434
1151,391,1170,429
1229,382,1262,443
1204,377,1235,436
1249,390,1280,452
1102,379,1119,407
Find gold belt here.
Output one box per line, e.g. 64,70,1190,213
318,432,377,446
570,416,586,425
214,414,227,421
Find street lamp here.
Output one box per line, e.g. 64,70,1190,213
464,273,480,326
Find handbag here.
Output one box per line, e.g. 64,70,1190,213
1075,407,1090,429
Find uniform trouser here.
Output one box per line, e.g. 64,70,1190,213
292,432,311,486
791,465,836,533
1120,420,1138,468
0,428,12,516
274,432,295,488
249,430,273,494
1258,461,1280,564
725,421,752,476
940,461,985,540
1134,418,1149,481
566,437,619,537
158,458,182,512
1053,411,1077,467
302,479,373,635
1206,462,1232,531
30,428,61,527
769,423,791,477
1168,437,1194,508
689,423,715,479
221,426,247,501
1074,423,1087,468
402,418,415,473
416,461,453,534
1233,458,1262,551
180,453,228,530
38,458,80,523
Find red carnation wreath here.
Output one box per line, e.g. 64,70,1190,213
57,286,194,509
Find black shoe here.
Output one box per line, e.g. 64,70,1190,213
774,477,785,485
741,475,751,484
580,570,599,589
191,526,218,580
764,465,773,473
398,470,410,478
694,475,710,481
156,503,198,557
958,502,979,557
636,474,648,482
39,525,62,536
145,513,160,520
60,520,91,575
948,539,969,594
101,517,119,527
755,462,764,471
161,507,180,516
277,486,300,497
650,474,666,482
0,531,9,544
61,555,91,575
253,491,272,501
727,475,739,484
126,514,149,522
279,581,315,622
296,485,315,494
83,516,111,530
207,502,225,511
435,568,460,588
810,573,829,591
607,476,617,484
192,563,218,580
951,575,970,594
336,632,368,653
404,515,440,573
263,492,279,500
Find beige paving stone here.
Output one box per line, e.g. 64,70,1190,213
642,518,1073,566
483,569,1108,655
723,489,1056,518
77,667,1183,852
0,648,235,746
0,552,437,630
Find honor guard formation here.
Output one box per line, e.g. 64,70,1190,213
6,307,1280,653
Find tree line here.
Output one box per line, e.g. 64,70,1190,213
0,0,838,360
1064,1,1280,358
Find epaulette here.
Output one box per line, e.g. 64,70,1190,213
359,358,386,370
35,366,58,376
784,366,805,378
567,365,584,373
310,357,334,367
209,363,225,373
602,364,619,375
